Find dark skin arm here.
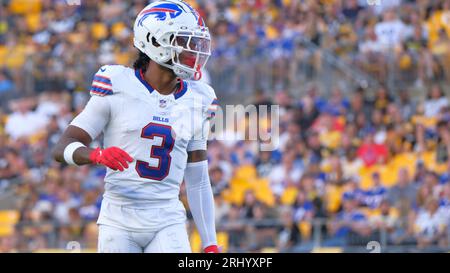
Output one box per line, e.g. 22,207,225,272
52,125,96,165
187,150,207,163
54,126,208,165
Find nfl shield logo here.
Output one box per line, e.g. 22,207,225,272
159,99,167,108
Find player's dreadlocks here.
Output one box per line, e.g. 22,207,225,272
133,51,150,72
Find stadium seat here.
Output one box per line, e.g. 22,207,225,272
298,221,312,240
412,115,437,128
427,10,450,45
217,232,229,253
0,210,19,237
253,179,275,207
91,23,108,40
422,151,436,169
0,46,7,67
114,51,132,66
379,163,399,187
319,130,342,150
390,153,417,176
325,185,343,213
3,44,26,69
26,13,41,33
433,162,448,175
224,167,261,205
280,187,298,205
265,25,279,40
111,22,127,38
234,165,257,181
9,0,41,15
221,184,247,205
359,165,378,189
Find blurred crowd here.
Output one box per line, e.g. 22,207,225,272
1,0,450,96
0,0,450,252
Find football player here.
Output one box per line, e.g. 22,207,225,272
53,0,219,253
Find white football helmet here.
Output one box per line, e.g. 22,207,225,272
133,0,211,80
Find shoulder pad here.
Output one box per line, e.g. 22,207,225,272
89,65,127,97
186,81,218,119
186,80,217,105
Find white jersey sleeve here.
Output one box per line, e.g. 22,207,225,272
70,65,126,139
186,82,218,152
89,64,126,96
70,96,110,140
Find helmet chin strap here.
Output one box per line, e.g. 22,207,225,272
145,49,198,80
154,58,175,72
193,65,202,80
153,58,187,79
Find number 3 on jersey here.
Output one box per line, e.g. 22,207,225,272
136,123,174,181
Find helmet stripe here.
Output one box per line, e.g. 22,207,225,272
198,16,204,26
140,7,178,15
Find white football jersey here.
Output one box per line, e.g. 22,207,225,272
71,65,217,208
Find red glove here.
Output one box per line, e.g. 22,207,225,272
204,245,220,253
90,147,133,171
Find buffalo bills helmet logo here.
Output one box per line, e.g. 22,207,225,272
138,3,183,26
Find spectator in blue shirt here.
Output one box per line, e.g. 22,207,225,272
325,197,371,246
364,172,387,209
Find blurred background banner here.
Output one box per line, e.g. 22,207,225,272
0,0,450,253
